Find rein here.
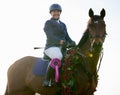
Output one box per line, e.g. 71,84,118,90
77,48,104,81
77,51,96,81
97,48,103,73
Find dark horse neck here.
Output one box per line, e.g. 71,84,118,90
77,29,103,74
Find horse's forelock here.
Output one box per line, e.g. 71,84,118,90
88,15,103,24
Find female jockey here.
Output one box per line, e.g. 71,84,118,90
43,4,76,86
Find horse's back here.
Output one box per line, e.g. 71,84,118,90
8,56,39,77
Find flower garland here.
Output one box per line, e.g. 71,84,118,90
61,48,80,95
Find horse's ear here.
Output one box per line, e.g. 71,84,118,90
100,8,106,19
89,8,94,17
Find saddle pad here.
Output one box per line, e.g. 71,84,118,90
33,58,49,76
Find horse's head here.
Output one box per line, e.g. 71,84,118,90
88,8,106,46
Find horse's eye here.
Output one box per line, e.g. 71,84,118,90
89,23,94,27
89,24,94,28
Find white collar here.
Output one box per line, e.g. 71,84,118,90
56,20,60,23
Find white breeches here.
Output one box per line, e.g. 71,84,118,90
44,47,63,60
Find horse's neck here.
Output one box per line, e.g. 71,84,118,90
77,31,102,73
77,31,91,54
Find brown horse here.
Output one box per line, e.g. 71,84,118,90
5,9,106,95
60,8,106,95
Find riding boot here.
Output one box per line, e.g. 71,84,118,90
43,64,53,87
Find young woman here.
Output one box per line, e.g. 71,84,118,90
43,4,76,86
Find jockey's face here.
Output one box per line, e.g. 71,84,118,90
50,10,61,20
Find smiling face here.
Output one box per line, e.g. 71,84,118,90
50,10,61,20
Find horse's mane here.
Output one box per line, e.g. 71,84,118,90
77,29,89,48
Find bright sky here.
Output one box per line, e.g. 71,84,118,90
0,0,120,95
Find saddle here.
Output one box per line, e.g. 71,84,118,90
33,58,49,76
33,55,62,83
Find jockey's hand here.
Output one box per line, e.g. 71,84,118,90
60,40,65,45
67,41,76,48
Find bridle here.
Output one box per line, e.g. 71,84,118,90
76,19,106,82
88,19,106,52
